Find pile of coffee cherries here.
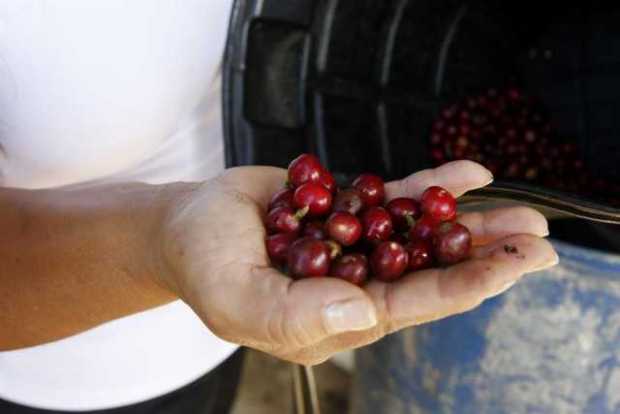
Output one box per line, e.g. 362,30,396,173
429,86,620,206
265,154,472,286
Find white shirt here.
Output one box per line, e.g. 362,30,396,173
0,1,238,410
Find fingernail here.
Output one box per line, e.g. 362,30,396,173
532,252,560,273
483,170,494,186
324,299,377,334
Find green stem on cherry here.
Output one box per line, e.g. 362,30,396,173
294,206,310,221
326,240,343,260
405,214,417,229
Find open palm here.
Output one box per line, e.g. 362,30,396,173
160,161,558,365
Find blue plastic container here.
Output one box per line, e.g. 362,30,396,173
352,239,620,414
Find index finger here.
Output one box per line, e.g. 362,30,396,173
385,160,494,201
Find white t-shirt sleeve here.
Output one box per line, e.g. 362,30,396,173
0,1,238,411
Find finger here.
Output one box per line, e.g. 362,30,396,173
201,266,378,364
385,160,493,201
286,234,559,361
368,234,558,333
458,207,549,246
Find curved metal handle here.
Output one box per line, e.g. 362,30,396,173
460,183,620,224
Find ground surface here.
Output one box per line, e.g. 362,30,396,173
231,350,351,414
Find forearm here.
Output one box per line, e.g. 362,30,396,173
0,182,195,350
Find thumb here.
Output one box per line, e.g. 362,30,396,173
215,268,378,351
272,274,378,347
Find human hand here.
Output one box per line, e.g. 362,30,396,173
158,161,558,365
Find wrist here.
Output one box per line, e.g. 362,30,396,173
144,181,202,297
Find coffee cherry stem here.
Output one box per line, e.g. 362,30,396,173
405,215,417,229
326,240,343,260
294,205,310,221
